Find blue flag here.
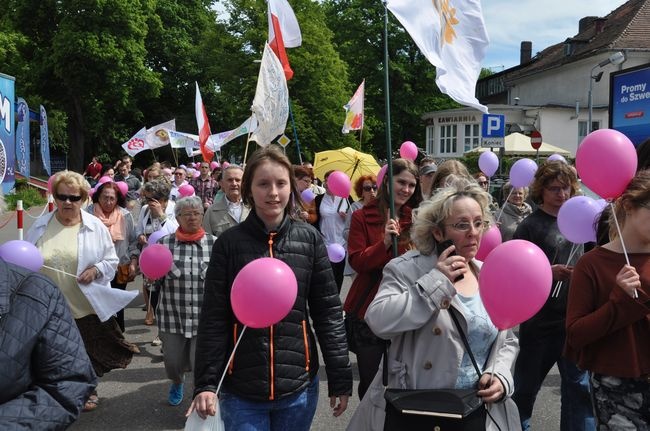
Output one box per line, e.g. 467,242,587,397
16,98,30,179
0,73,16,193
40,105,51,176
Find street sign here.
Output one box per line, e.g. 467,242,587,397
481,114,505,148
530,130,542,150
277,134,291,147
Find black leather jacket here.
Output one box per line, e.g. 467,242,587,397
194,211,352,401
0,259,97,430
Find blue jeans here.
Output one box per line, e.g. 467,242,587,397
513,331,595,431
219,377,319,431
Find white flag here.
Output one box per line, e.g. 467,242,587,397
121,127,148,157
386,0,489,113
146,119,176,149
249,43,289,147
268,0,302,80
342,80,364,133
168,130,199,149
220,116,259,149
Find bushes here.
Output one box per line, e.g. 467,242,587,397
5,180,47,210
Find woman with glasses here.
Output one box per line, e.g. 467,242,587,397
342,175,378,276
154,196,216,407
136,180,179,328
86,181,139,332
495,181,532,242
294,165,319,224
511,161,595,431
347,178,519,430
343,159,421,399
27,170,136,412
565,170,650,429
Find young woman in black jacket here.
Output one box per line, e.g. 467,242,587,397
188,146,352,430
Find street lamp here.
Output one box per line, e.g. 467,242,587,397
588,51,626,133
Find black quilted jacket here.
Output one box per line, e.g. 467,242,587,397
194,211,353,401
0,259,97,430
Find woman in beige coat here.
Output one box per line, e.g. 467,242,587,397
347,178,521,431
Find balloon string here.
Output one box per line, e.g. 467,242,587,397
216,325,247,395
494,188,513,225
552,243,579,298
488,330,500,386
609,202,638,298
42,264,77,278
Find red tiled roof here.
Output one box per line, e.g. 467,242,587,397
505,0,650,81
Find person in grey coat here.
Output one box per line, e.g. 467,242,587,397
347,178,521,431
0,259,97,429
202,165,250,237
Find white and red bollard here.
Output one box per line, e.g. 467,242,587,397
17,200,24,240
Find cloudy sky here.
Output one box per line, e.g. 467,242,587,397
481,0,629,70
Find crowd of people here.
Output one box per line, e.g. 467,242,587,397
0,142,648,431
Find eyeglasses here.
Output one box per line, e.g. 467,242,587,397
478,181,488,186
55,193,83,202
545,185,571,194
444,220,490,232
174,172,185,177
363,185,378,192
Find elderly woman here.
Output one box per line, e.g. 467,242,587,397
26,170,136,412
347,178,520,430
495,181,532,242
136,179,178,329
155,196,216,406
86,181,139,332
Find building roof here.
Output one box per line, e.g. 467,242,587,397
492,0,650,81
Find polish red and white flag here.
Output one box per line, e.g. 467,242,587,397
267,0,302,81
195,82,214,162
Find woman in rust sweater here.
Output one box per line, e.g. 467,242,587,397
343,158,421,399
565,170,650,429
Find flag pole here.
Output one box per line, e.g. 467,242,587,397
243,131,253,168
150,148,157,162
383,1,397,256
171,147,180,167
288,99,303,164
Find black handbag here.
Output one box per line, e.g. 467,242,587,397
383,308,488,431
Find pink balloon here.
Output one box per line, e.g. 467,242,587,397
479,152,499,177
475,225,502,261
194,162,201,169
47,174,56,193
576,129,637,199
192,170,200,178
326,243,346,263
479,240,552,329
300,188,315,203
230,257,298,328
98,176,112,185
139,244,173,279
210,161,219,170
147,229,166,246
557,196,602,244
88,188,95,198
115,181,128,198
399,141,418,160
377,164,388,187
163,168,173,177
0,240,44,272
509,158,537,188
178,184,195,197
327,171,351,198
222,162,230,169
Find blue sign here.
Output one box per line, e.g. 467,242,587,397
481,114,506,138
0,72,15,193
610,63,650,146
16,97,30,179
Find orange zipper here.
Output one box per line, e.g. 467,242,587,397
229,323,237,374
269,325,275,400
302,320,310,371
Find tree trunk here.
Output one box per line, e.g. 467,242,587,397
67,96,85,173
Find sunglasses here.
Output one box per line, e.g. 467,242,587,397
363,185,378,192
55,193,83,202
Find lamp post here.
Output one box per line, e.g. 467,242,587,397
587,51,626,134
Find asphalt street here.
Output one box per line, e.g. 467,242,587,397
4,205,561,430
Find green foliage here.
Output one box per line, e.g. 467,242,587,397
5,180,47,210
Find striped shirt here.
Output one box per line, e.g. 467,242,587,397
156,233,216,337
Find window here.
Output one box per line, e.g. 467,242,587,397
439,125,458,154
578,120,600,145
464,124,480,152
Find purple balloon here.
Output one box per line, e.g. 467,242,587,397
547,153,567,164
509,158,538,188
300,188,315,203
326,243,346,263
478,152,499,177
557,196,601,243
147,229,167,246
0,240,44,272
